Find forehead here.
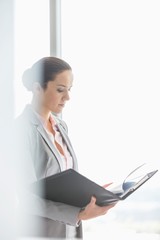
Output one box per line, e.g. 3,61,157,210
52,70,73,85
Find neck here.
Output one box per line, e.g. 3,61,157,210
31,100,51,122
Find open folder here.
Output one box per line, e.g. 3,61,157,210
30,164,158,208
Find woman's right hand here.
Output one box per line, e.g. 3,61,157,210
78,196,116,221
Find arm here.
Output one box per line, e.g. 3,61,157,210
19,189,81,226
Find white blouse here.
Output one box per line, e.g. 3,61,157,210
46,120,73,170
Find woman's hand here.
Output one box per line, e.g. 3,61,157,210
78,196,116,221
102,182,113,188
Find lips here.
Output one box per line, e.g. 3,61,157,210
59,104,65,108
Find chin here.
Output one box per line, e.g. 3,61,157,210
52,110,62,116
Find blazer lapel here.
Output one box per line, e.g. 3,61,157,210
36,124,64,171
24,105,78,171
25,105,64,171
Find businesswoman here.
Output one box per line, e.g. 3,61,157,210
15,57,116,239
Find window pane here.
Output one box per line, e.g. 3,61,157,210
61,1,160,239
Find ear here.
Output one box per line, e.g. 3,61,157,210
32,82,42,94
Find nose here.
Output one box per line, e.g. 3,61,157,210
63,90,70,101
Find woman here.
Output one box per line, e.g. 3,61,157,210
15,57,116,239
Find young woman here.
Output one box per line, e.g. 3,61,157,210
15,57,116,239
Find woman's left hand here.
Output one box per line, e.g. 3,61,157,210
102,182,113,188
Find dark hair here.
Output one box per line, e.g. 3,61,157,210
22,57,72,91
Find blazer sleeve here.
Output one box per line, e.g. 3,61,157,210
19,189,81,226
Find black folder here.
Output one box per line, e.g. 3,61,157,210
30,167,158,208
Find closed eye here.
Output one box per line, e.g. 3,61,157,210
57,86,72,93
57,88,65,93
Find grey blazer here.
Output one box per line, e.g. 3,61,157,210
15,105,83,239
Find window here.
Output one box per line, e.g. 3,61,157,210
61,1,160,239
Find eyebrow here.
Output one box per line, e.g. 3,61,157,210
57,84,66,87
57,84,72,88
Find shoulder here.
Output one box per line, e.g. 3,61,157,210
15,105,40,126
14,107,31,131
14,105,39,137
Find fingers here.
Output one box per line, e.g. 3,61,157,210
90,196,117,209
78,196,117,221
90,196,97,204
102,182,113,188
90,196,115,215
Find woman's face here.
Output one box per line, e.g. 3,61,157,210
38,70,73,114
